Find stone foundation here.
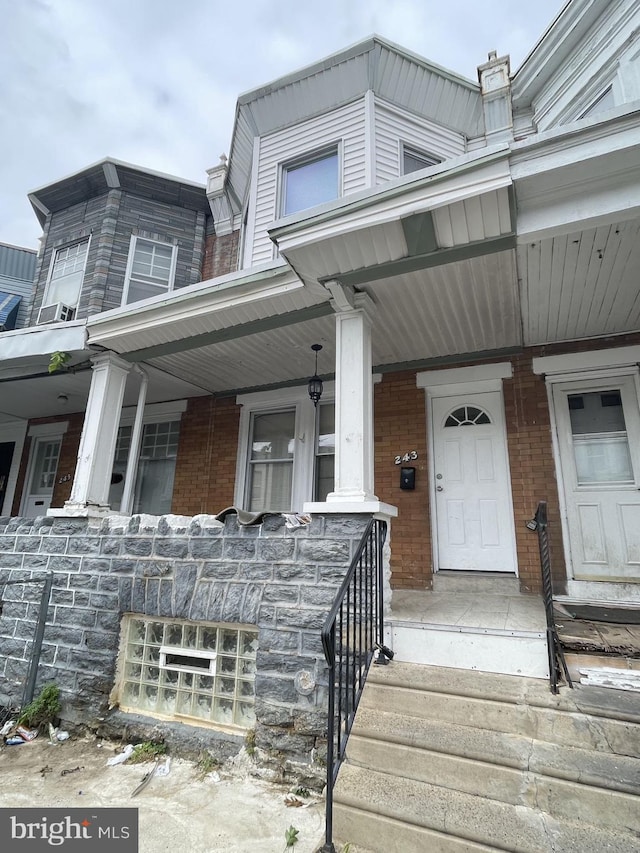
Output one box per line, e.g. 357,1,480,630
0,511,372,773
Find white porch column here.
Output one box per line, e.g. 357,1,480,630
61,352,131,514
327,291,377,503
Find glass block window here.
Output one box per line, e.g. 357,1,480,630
445,406,492,427
118,616,258,730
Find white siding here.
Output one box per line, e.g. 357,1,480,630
530,4,640,130
248,99,367,266
375,100,466,185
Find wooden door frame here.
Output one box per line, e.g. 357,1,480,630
417,362,517,576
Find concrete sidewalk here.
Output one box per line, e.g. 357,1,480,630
0,735,326,852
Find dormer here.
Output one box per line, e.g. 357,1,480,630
212,37,484,270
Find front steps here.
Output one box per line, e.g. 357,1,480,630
387,574,549,678
333,662,640,852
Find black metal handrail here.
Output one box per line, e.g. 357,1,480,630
534,501,572,694
319,518,391,853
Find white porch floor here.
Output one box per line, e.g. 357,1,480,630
385,576,549,679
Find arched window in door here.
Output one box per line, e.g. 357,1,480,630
444,405,492,427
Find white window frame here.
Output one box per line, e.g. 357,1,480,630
279,144,341,218
121,235,178,306
109,401,187,514
235,384,335,512
20,422,69,515
43,237,91,314
400,143,442,175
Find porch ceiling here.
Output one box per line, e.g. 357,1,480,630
520,216,640,346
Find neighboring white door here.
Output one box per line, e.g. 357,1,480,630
22,436,62,516
432,391,516,572
552,375,640,582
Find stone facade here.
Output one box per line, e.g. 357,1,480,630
0,511,372,771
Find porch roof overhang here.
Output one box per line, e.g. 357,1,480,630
512,107,640,346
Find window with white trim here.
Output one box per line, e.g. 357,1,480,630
315,402,335,501
109,420,181,514
117,616,258,729
402,145,442,175
579,86,615,119
44,239,89,313
282,147,339,216
236,386,335,511
123,236,177,305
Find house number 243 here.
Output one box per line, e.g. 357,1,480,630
394,451,418,465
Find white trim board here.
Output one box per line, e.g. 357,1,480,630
533,346,640,377
417,361,513,395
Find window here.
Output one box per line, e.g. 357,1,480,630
402,145,442,175
123,236,177,305
44,240,89,312
109,420,180,514
282,147,339,216
246,410,295,511
117,616,258,729
445,406,491,427
568,390,633,485
236,385,336,511
579,86,615,120
315,402,335,501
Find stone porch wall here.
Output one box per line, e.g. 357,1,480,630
0,511,372,770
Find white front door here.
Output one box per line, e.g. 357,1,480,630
432,391,516,572
22,436,62,516
552,375,640,582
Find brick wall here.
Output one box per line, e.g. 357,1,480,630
0,511,372,767
374,372,431,589
171,396,241,516
202,231,240,280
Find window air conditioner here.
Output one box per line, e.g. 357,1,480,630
37,303,75,325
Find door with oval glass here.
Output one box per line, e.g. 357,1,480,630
552,375,640,581
432,391,517,572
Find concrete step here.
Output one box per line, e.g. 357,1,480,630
389,620,549,677
432,571,521,594
333,763,640,853
348,707,640,796
345,730,640,832
364,662,640,758
332,662,640,852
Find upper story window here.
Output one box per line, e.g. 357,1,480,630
43,239,89,314
282,147,339,216
579,86,615,120
402,145,442,175
123,236,177,306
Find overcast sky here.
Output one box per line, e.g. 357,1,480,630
1,0,566,249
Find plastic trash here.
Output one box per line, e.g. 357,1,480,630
0,720,16,737
106,744,134,766
16,725,38,741
5,737,25,746
56,730,70,742
155,757,171,777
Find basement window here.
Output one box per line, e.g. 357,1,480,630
117,616,258,730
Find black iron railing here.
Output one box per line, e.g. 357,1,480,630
534,501,572,694
320,518,391,853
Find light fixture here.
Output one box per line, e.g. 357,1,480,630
307,344,323,407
